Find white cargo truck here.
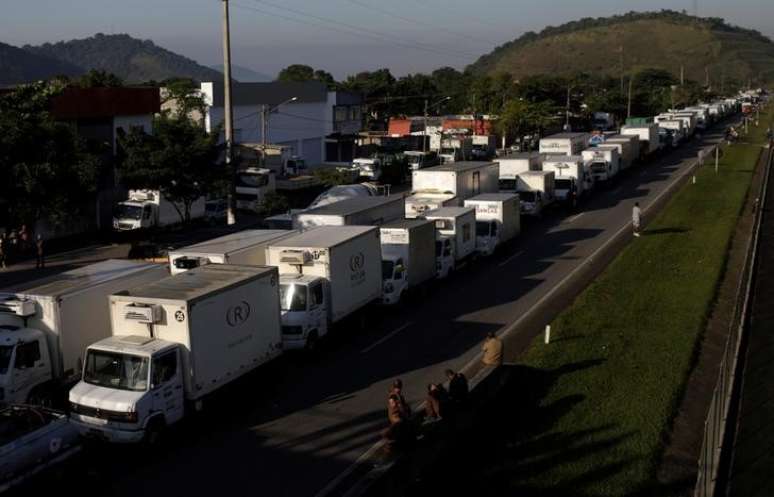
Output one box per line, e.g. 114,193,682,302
516,171,555,217
464,194,521,257
406,161,499,217
471,135,497,160
423,207,476,278
582,146,620,185
605,135,639,170
539,133,590,156
168,229,296,275
621,124,660,158
113,190,205,231
352,158,384,181
379,219,436,305
0,260,168,406
69,264,282,443
497,153,541,193
658,119,686,143
266,226,382,349
293,195,404,230
541,156,592,207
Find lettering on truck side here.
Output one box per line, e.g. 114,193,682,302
475,204,500,214
350,252,366,286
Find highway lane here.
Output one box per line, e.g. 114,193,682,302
20,128,728,497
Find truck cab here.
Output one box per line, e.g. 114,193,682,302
278,274,329,350
435,238,455,279
0,325,52,405
404,151,440,171
113,199,154,231
353,158,383,181
518,190,544,217
381,255,407,305
554,177,579,208
69,335,184,444
475,220,500,257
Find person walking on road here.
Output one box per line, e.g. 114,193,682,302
35,234,45,269
387,394,404,425
632,202,642,238
446,369,469,404
481,332,504,367
389,379,411,420
424,383,449,421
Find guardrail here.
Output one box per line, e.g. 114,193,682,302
693,139,773,497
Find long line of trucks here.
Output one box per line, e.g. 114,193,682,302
0,94,748,454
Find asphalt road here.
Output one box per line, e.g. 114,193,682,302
15,128,729,497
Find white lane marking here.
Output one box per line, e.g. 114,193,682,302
315,141,717,497
566,212,585,223
498,251,524,267
360,323,412,354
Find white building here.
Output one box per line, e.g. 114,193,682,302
201,81,363,166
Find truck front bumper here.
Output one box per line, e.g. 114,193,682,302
282,336,308,350
70,415,145,443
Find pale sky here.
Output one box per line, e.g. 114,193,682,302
2,0,773,78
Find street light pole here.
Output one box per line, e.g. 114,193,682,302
260,97,298,168
222,0,236,225
423,99,428,154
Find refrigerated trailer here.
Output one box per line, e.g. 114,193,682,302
516,171,555,217
406,161,499,217
464,193,521,256
168,229,296,274
423,207,476,278
621,123,660,158
0,260,169,406
379,219,437,304
582,146,620,185
541,155,592,207
539,133,590,156
266,226,382,349
604,135,638,170
69,264,282,443
293,195,404,230
497,153,541,193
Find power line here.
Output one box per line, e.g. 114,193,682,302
342,0,496,46
244,0,480,60
410,0,502,29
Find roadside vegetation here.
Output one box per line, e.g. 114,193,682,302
514,113,772,495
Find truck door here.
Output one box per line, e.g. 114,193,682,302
142,205,153,228
151,350,184,425
11,340,47,402
308,282,327,338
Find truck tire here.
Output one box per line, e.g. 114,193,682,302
143,417,166,447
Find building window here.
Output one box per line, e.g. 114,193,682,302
334,106,348,123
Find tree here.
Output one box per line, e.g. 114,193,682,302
277,64,315,82
78,69,124,88
496,99,532,144
117,116,222,225
161,78,207,123
341,69,397,122
0,81,102,229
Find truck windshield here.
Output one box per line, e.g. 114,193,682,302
476,221,491,237
555,179,573,190
406,155,421,165
115,204,142,220
591,162,607,173
519,191,537,203
0,346,12,375
280,284,307,312
499,179,517,191
382,260,395,280
83,350,149,392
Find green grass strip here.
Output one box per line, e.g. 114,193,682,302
517,115,771,496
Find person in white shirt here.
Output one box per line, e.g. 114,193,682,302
632,202,642,237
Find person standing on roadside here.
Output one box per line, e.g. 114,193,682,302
632,202,642,238
446,369,469,404
389,379,411,420
35,234,45,269
0,233,6,269
481,332,504,367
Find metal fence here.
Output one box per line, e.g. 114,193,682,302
694,141,773,497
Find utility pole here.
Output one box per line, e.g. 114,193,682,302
619,45,625,94
423,99,429,153
261,104,268,167
565,86,571,130
222,0,236,225
627,77,633,119
680,65,685,86
705,66,710,89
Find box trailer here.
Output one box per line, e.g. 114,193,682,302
293,195,404,230
658,119,686,142
404,194,460,218
69,264,282,443
541,155,592,206
516,171,555,217
379,219,437,304
423,207,476,278
497,153,542,193
0,260,169,406
266,226,382,349
604,135,639,170
113,190,205,231
407,161,499,217
168,229,296,274
621,124,660,157
582,146,620,185
464,193,521,256
539,133,590,156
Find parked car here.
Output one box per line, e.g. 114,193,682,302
0,405,80,492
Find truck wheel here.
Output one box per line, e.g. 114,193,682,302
143,417,166,447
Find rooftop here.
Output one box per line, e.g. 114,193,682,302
423,206,475,218
465,193,519,202
542,133,589,139
380,218,432,230
421,161,496,173
204,80,360,107
172,230,294,256
271,226,377,249
117,264,275,303
299,195,402,217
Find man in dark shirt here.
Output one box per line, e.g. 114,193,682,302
446,369,469,404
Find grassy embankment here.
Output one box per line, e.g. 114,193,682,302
515,114,771,496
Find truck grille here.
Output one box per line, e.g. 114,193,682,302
71,402,136,422
118,223,135,230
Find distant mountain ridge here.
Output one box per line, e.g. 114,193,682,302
209,64,272,82
0,41,82,86
468,10,774,83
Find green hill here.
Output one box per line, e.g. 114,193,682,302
23,33,222,83
0,41,82,86
469,11,774,85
